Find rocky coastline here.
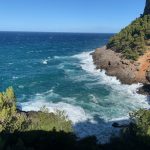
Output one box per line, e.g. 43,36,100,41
92,46,150,94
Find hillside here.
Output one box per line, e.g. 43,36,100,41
92,0,150,85
107,0,150,61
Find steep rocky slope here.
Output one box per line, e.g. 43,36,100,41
92,0,150,86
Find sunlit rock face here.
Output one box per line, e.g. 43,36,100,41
144,0,150,15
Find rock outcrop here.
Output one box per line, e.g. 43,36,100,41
144,0,150,15
92,46,150,84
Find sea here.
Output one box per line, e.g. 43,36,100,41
0,31,149,143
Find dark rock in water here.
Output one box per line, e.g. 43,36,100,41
138,84,150,95
90,52,94,55
112,122,119,128
144,0,150,15
112,122,129,128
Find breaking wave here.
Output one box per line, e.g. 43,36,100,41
21,50,149,143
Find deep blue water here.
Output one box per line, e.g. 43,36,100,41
0,32,149,142
0,32,111,98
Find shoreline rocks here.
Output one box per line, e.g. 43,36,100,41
138,84,150,95
92,46,149,85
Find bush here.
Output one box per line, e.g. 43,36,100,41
0,87,73,133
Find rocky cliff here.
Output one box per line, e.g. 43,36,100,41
144,0,150,15
92,46,149,84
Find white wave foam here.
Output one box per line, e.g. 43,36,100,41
41,56,53,65
72,51,150,122
54,56,61,59
19,50,150,143
21,101,91,124
72,51,148,101
12,76,19,79
73,51,121,85
42,59,48,64
18,85,24,89
41,55,70,65
31,89,60,101
54,56,69,59
89,94,99,104
109,116,129,122
20,99,119,143
8,62,14,65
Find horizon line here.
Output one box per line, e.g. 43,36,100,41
0,30,116,34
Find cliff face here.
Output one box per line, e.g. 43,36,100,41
92,47,149,84
144,0,150,15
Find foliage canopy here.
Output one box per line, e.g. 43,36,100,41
107,15,150,60
0,87,72,133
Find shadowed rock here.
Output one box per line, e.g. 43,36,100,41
144,0,150,15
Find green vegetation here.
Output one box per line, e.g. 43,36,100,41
107,15,150,60
0,87,72,133
108,109,150,150
26,110,72,132
0,87,25,133
1,87,150,149
129,109,150,137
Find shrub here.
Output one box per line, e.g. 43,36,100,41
107,15,150,60
0,87,73,133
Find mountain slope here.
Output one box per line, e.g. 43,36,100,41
107,1,150,60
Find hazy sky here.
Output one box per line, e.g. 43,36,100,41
0,0,145,33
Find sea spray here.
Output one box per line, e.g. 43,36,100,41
21,50,150,143
73,51,149,109
0,32,119,143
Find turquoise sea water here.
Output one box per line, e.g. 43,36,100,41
0,32,149,142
